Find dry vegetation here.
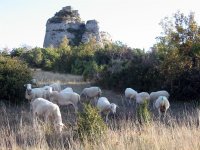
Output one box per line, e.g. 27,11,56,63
0,70,200,150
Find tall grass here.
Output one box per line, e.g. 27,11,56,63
0,102,200,150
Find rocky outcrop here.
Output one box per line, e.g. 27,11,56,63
43,6,112,48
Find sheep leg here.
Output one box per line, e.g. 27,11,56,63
158,109,161,121
163,111,167,121
129,98,132,105
33,112,37,128
106,113,109,123
94,97,98,106
73,104,78,113
153,100,156,109
44,113,50,123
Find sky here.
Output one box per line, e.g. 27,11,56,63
0,0,200,51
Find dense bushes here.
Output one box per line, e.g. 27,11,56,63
0,56,32,103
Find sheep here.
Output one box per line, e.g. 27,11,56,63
136,92,150,105
49,91,80,113
96,97,118,123
51,82,62,92
154,96,170,120
80,87,102,105
25,84,51,101
31,98,64,133
43,83,62,92
150,90,170,108
125,88,138,105
60,87,73,93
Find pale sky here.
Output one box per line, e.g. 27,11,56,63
0,0,200,51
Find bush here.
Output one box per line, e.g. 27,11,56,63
0,56,32,103
76,103,107,142
136,100,152,124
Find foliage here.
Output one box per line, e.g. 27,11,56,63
136,100,152,124
76,103,107,142
0,56,32,103
154,11,200,100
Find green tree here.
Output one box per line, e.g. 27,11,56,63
153,11,200,100
0,56,32,103
156,11,200,68
57,36,73,72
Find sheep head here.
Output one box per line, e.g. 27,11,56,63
110,103,118,114
160,105,166,113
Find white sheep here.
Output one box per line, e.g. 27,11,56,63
155,96,170,120
150,90,170,108
60,87,73,93
81,87,102,104
49,91,80,113
96,97,118,123
136,92,150,105
31,98,64,133
125,88,138,104
50,82,61,92
25,84,51,101
42,82,62,92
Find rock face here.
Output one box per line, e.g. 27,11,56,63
43,6,112,48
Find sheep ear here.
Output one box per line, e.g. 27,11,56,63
24,84,27,87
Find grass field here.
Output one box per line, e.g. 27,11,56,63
0,70,200,150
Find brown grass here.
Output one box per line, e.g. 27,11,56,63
0,70,200,149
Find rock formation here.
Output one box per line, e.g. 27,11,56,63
43,6,112,48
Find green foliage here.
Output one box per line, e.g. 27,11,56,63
136,100,152,124
10,47,27,57
154,11,200,100
0,56,32,103
77,103,107,141
82,61,100,80
57,37,73,72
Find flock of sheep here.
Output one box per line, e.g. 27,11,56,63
24,81,170,133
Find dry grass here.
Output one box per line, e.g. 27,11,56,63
0,70,200,149
0,105,200,150
31,69,87,85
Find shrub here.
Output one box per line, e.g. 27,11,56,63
76,103,107,142
136,100,152,124
0,56,32,103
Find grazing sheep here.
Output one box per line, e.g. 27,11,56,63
125,88,138,104
31,98,64,133
81,87,102,104
155,96,170,120
97,97,118,123
42,82,62,92
150,90,170,108
25,84,51,101
50,82,61,92
60,87,73,93
136,92,150,105
49,91,80,113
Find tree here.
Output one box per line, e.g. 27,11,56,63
156,11,200,68
153,11,200,100
57,36,73,72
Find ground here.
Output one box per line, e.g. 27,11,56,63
0,69,199,149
